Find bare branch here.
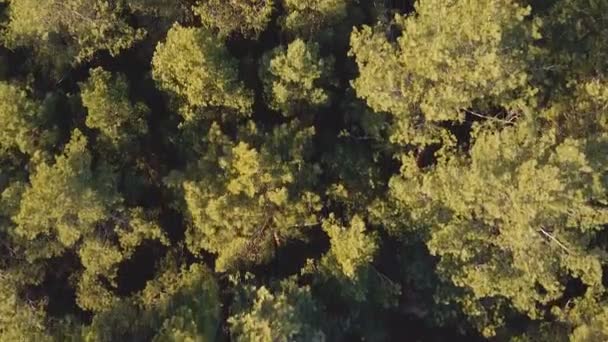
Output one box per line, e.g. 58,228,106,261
463,109,516,124
291,221,320,229
538,227,571,254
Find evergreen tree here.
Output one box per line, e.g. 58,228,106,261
3,0,144,63
229,278,325,341
81,67,148,146
152,24,253,121
193,0,275,39
389,121,608,336
173,121,321,271
0,0,605,340
14,130,119,261
350,0,538,145
0,82,51,155
260,39,334,117
281,0,350,38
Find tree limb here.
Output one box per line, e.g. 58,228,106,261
538,227,571,254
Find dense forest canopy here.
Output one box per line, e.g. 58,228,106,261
0,0,606,340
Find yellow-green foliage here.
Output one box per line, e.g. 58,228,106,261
81,68,148,145
350,0,537,145
0,0,607,340
80,262,220,341
141,263,221,341
152,24,253,121
261,39,334,117
228,280,324,342
14,130,119,261
390,121,608,336
282,0,350,37
181,122,321,271
4,0,145,62
321,215,377,279
569,305,608,342
542,78,608,138
193,0,274,38
0,275,51,341
0,82,41,155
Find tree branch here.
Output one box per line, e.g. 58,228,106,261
463,109,517,124
538,227,571,254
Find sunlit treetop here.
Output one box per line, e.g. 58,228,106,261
260,39,335,117
0,82,43,155
152,24,254,121
321,214,377,280
174,121,322,271
193,0,275,39
228,278,325,342
3,0,145,62
350,0,539,145
389,121,608,336
13,129,120,262
281,0,351,38
81,67,149,146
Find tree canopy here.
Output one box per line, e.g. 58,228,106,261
193,0,275,39
152,24,253,121
3,0,144,64
0,0,606,340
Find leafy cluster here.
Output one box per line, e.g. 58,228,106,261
0,0,606,340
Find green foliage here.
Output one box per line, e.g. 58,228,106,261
80,262,220,341
350,0,538,145
521,294,608,342
152,24,253,121
127,0,190,21
260,39,334,117
0,82,50,155
141,263,221,342
152,306,208,342
540,0,608,80
569,304,608,342
10,129,171,313
178,122,322,271
281,0,350,37
81,68,148,146
0,0,607,340
541,78,608,138
3,0,145,62
321,214,377,279
302,214,401,340
14,129,119,261
228,278,325,341
76,209,170,312
0,275,52,341
389,121,608,336
79,300,147,342
193,0,274,39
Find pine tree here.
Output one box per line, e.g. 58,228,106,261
81,67,148,146
14,130,120,261
388,121,608,336
0,82,50,155
173,121,321,271
4,0,145,62
260,39,334,117
193,0,275,39
350,0,538,145
281,0,350,38
152,24,253,121
228,278,325,342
